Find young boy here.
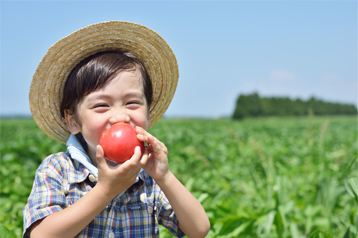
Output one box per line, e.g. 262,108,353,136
23,21,210,238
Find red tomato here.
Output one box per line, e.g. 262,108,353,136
99,123,145,163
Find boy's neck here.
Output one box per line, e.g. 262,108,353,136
87,149,98,167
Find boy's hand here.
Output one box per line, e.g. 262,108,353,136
135,128,210,238
95,144,149,198
135,126,169,182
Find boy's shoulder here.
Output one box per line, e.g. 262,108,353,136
37,151,89,184
40,151,74,170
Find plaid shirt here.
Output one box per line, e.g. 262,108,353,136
23,150,185,237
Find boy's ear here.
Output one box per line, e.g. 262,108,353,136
64,110,81,134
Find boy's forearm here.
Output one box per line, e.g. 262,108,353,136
155,171,210,238
30,185,115,238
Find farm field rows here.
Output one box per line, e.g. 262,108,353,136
0,116,357,237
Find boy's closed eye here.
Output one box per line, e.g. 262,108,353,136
92,103,110,112
94,103,108,107
127,100,139,104
93,103,109,108
126,101,143,108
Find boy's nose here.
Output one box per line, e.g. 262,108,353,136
109,113,130,125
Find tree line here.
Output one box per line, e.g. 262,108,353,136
233,93,357,119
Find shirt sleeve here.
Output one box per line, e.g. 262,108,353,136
156,187,186,238
22,154,67,238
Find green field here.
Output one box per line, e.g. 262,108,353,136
1,116,357,237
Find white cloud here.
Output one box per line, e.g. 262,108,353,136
270,69,296,82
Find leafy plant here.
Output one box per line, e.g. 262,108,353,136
0,116,356,237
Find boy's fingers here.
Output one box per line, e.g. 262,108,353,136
135,127,154,142
125,146,142,168
135,127,147,138
96,145,110,171
134,127,167,161
136,134,148,142
150,136,165,153
135,126,145,133
136,129,152,143
138,133,167,159
139,147,149,166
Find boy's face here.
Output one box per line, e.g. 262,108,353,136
65,69,150,162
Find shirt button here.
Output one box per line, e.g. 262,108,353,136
148,206,153,214
89,174,97,183
109,232,115,238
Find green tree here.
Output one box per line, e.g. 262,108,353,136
233,93,357,119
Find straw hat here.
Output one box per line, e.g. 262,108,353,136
29,21,178,144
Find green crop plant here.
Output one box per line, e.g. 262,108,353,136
1,116,357,237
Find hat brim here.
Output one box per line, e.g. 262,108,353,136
29,21,178,144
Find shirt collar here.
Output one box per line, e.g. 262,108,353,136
67,134,99,175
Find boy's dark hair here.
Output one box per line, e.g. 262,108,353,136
60,50,153,151
60,50,152,120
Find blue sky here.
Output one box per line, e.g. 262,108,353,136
1,0,357,118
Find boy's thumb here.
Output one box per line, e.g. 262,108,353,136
96,145,106,165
